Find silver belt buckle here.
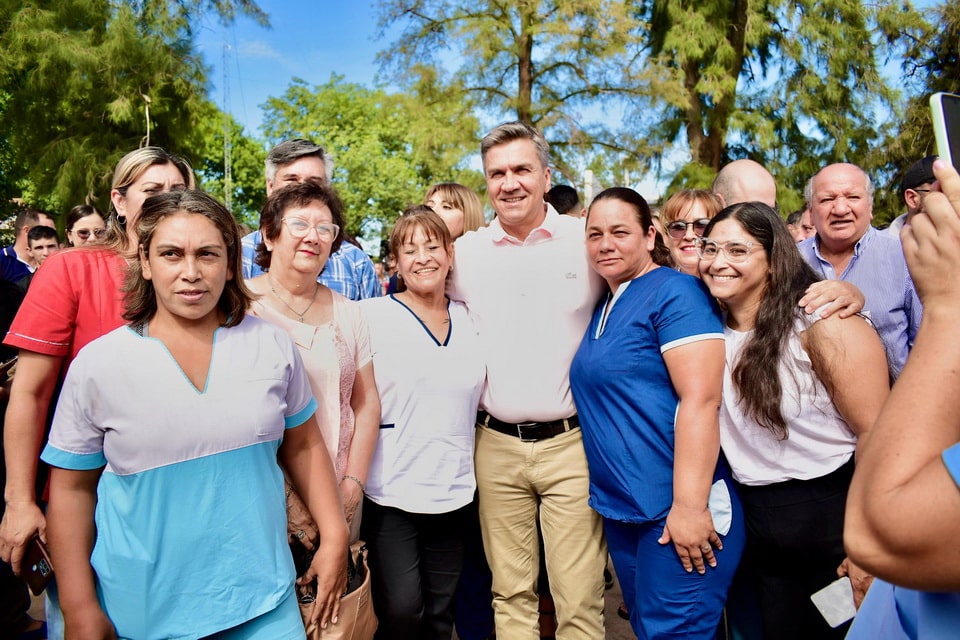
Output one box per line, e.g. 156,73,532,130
516,422,538,442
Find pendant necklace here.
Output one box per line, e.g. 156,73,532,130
269,277,319,322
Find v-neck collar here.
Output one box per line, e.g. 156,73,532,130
390,294,452,347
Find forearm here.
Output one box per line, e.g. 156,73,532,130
3,353,60,505
846,306,960,584
47,468,102,616
281,438,348,544
672,400,721,509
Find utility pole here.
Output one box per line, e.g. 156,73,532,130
222,43,233,212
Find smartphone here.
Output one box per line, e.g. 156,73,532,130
931,92,960,169
0,355,16,376
22,535,54,595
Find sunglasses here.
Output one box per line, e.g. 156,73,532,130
75,228,107,240
664,218,711,240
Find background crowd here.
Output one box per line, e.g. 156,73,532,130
0,118,958,640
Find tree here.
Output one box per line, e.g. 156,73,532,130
261,74,481,235
376,0,645,182
0,0,267,222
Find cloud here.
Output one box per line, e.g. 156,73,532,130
238,40,286,63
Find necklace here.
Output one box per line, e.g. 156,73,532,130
269,277,319,322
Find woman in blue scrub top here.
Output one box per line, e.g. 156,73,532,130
42,191,348,640
570,187,745,639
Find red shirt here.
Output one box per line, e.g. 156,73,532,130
4,248,127,364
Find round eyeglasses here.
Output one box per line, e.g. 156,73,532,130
282,218,340,241
696,239,758,263
665,218,711,240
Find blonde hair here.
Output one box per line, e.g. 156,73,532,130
424,183,486,236
660,189,722,224
104,147,195,252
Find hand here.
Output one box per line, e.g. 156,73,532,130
900,159,960,308
799,280,865,319
0,501,46,573
658,503,722,574
339,477,362,532
64,603,117,640
298,536,348,631
837,556,874,609
286,484,319,552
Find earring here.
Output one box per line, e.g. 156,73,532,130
116,214,127,228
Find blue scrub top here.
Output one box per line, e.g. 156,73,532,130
570,267,725,523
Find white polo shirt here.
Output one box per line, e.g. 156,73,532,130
448,208,605,423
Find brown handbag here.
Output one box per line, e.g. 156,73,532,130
297,541,377,640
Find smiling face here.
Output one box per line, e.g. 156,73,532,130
483,138,551,240
141,212,231,328
664,200,712,275
264,201,336,278
585,197,657,291
426,194,465,239
112,162,189,230
396,226,453,296
699,218,770,318
808,164,873,253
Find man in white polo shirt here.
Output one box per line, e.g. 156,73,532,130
449,122,607,639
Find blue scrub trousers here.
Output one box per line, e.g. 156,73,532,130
604,500,745,640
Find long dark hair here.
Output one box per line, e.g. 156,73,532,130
703,202,821,439
588,187,672,266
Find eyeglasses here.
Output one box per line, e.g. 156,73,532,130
665,218,711,240
74,228,107,240
282,218,340,241
697,239,758,263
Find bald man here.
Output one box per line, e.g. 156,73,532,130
712,159,777,208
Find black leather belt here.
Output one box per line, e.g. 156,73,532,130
476,411,579,442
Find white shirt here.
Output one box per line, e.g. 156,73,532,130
719,314,858,485
448,208,605,422
359,296,485,513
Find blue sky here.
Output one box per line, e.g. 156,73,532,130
195,3,390,135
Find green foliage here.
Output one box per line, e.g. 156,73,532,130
376,0,646,180
193,102,267,226
0,0,266,227
261,74,481,235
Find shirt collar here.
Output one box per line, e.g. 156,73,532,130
814,225,876,261
489,203,560,246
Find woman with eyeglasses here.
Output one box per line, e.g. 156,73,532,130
660,189,723,275
246,180,379,550
569,187,745,638
698,202,889,639
64,205,107,246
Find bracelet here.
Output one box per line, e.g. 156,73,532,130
342,474,365,492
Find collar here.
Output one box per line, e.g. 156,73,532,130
814,225,877,262
489,203,559,246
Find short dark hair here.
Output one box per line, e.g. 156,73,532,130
123,190,252,328
547,185,582,215
255,180,347,271
27,225,59,245
265,139,333,183
13,208,49,235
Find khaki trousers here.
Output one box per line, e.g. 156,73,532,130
475,425,607,640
